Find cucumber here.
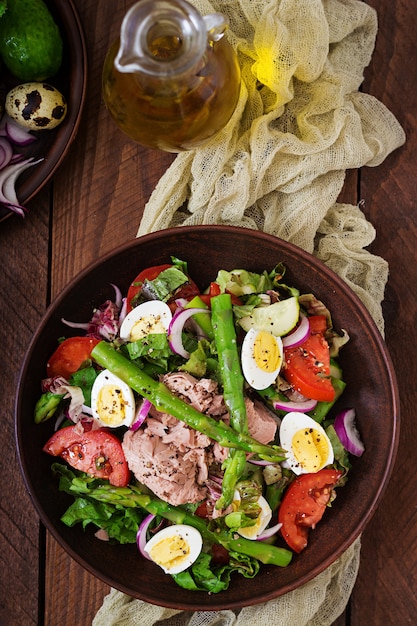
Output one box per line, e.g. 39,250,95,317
238,297,300,337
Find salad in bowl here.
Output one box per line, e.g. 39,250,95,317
34,257,361,593
16,226,398,610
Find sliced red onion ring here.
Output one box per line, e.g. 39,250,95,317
282,314,310,348
0,137,13,169
5,119,37,146
168,306,211,358
0,157,43,216
136,514,156,559
110,283,123,310
248,458,278,466
272,397,317,413
130,398,152,430
61,318,89,331
174,297,189,308
334,408,365,457
257,522,282,541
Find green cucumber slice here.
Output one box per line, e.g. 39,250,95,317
238,297,299,337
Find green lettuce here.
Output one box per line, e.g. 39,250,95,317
53,463,146,544
172,550,260,593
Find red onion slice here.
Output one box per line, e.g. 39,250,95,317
0,157,43,216
248,457,278,466
257,521,282,541
5,118,37,146
282,314,310,348
0,137,13,169
136,514,156,559
334,408,365,457
130,398,152,430
272,397,317,413
168,306,211,358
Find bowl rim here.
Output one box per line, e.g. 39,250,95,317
14,225,401,609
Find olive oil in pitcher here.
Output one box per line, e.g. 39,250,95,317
102,0,241,152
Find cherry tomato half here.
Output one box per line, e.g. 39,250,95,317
199,282,242,307
43,425,130,487
47,336,101,379
284,333,335,402
278,469,343,553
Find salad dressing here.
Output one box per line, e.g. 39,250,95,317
102,0,241,152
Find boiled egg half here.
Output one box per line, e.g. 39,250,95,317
120,300,172,342
232,491,272,540
241,328,283,390
91,369,136,428
144,524,203,575
279,412,334,475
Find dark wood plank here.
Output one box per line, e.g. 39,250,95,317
0,188,50,626
48,0,174,292
44,533,110,625
349,0,417,623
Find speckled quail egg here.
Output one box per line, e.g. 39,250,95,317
120,300,172,342
279,412,334,475
91,369,136,428
144,524,203,574
241,327,283,390
5,82,67,130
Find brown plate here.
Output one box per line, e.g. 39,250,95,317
15,226,400,610
0,0,87,222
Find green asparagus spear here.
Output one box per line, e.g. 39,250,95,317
211,293,248,509
91,341,286,462
211,294,248,433
34,392,65,423
56,467,292,567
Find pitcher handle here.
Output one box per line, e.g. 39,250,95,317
203,13,229,43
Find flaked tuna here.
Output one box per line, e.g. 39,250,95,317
122,373,278,506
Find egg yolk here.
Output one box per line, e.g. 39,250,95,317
97,384,127,426
292,427,330,472
148,535,190,570
253,331,281,372
130,314,167,341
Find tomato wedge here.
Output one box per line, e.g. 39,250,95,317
199,281,242,306
47,336,101,379
43,425,130,487
126,264,171,311
308,314,328,335
126,264,200,312
284,333,335,402
278,469,342,553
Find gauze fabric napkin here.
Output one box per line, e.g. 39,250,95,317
138,0,405,333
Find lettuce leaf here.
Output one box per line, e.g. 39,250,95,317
172,550,260,593
53,463,145,543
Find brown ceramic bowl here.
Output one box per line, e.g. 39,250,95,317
0,0,87,222
15,226,399,610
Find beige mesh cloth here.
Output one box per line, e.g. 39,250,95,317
138,0,405,334
94,0,404,623
93,536,360,626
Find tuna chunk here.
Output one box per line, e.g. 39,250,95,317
161,372,228,417
122,428,208,505
122,373,278,506
245,397,277,445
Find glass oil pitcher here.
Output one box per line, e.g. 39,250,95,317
102,0,241,152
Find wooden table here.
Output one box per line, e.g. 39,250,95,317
1,1,416,624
